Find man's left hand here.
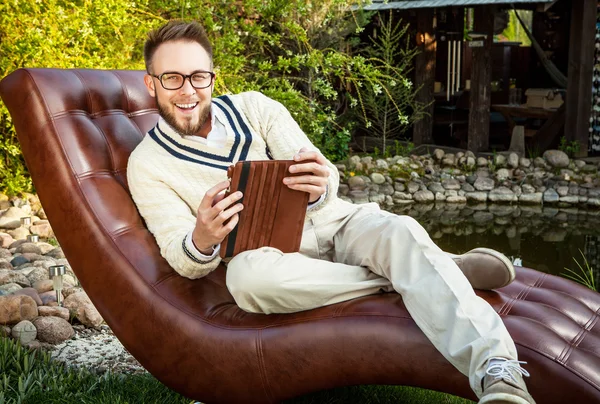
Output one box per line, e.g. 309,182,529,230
283,147,329,203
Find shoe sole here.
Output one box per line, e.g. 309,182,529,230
479,392,533,404
466,247,516,288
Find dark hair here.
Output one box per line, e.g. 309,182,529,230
144,20,213,73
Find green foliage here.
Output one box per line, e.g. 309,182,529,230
0,0,165,195
0,337,190,404
351,11,424,152
2,0,423,194
562,250,598,292
558,136,581,158
498,10,532,46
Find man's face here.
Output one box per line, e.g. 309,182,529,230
144,40,214,137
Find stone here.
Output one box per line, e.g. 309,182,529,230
25,267,49,284
10,255,30,267
29,220,53,238
521,184,535,194
63,291,104,328
15,242,42,255
466,157,476,168
473,177,495,191
0,295,38,324
347,176,367,190
0,207,28,228
476,157,488,167
507,153,519,169
392,192,412,201
556,186,569,197
435,192,446,201
337,184,349,196
347,155,360,167
375,159,389,170
433,149,445,160
370,173,385,185
348,190,369,204
413,190,435,203
407,181,420,194
0,269,30,287
0,260,13,270
543,189,560,203
587,198,600,207
0,325,10,337
446,195,467,203
461,183,475,192
36,242,56,255
33,316,74,344
11,320,37,345
442,154,455,166
0,233,14,248
33,279,54,294
519,193,544,204
559,196,579,204
39,290,61,305
379,183,394,196
466,192,488,202
428,182,445,193
0,283,22,294
495,168,511,181
543,150,569,168
11,287,43,306
8,227,30,240
369,194,386,204
519,158,531,169
494,154,507,168
441,179,461,190
488,187,517,203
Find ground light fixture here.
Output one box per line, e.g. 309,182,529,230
20,216,31,226
27,234,39,243
48,264,67,305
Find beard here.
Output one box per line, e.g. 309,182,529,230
156,95,211,137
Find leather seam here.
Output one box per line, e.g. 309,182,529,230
112,71,131,117
515,340,600,391
256,330,274,402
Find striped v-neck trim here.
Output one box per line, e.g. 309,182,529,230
148,95,253,170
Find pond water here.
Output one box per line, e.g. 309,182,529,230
391,203,600,285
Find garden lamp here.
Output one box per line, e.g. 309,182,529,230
27,234,39,243
48,265,66,305
20,216,31,226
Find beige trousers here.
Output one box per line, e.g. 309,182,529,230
226,203,518,397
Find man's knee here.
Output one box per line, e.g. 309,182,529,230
225,247,285,313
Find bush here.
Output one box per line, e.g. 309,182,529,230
1,0,423,194
0,0,165,195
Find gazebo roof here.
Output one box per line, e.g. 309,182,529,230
362,0,556,10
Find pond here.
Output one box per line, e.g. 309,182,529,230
391,203,600,286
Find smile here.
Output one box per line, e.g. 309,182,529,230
175,102,198,110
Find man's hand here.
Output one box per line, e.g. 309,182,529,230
192,180,244,254
283,147,329,203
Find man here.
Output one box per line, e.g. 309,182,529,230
127,20,535,404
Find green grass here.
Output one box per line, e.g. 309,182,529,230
562,250,598,292
0,337,473,404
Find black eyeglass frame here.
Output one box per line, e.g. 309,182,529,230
150,70,216,90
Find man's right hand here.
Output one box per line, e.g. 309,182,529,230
192,180,244,254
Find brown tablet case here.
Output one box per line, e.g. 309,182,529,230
219,160,310,259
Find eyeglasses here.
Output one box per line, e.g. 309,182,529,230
150,71,215,90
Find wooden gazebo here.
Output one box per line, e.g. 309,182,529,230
364,0,596,156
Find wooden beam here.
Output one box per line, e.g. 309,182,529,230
565,0,596,157
467,5,495,152
413,8,436,145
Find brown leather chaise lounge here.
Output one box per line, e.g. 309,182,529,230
1,68,600,403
